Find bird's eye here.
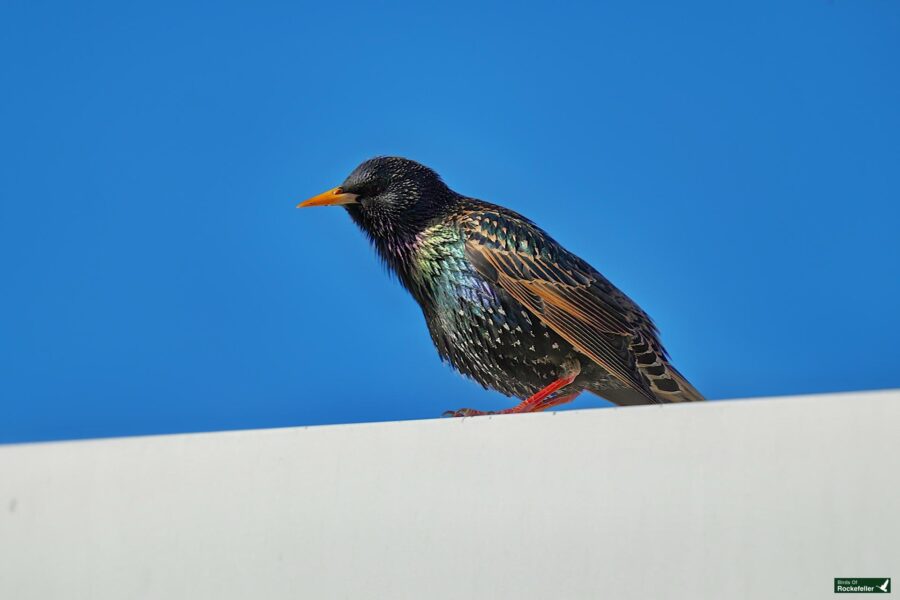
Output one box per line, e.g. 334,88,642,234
357,182,385,199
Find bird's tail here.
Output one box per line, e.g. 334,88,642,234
624,332,706,403
586,362,705,406
651,364,705,403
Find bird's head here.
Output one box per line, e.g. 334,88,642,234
297,156,456,284
298,157,452,230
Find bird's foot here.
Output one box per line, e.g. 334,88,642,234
442,371,582,418
442,408,495,418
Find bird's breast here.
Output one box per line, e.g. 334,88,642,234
406,227,576,397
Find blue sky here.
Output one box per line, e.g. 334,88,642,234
1,1,898,443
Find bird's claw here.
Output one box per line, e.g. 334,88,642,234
442,408,494,418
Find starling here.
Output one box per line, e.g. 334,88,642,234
298,157,704,416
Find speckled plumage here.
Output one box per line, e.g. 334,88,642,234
302,157,704,414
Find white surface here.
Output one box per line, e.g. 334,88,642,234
1,390,898,600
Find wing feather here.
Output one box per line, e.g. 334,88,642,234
460,209,658,402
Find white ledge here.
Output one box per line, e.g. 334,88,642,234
1,390,898,600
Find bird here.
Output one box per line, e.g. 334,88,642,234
297,157,704,416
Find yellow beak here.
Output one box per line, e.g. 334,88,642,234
296,187,359,208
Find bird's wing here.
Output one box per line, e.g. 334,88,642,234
460,207,661,402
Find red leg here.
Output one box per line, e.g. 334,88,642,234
531,391,581,413
497,374,579,414
444,373,579,417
